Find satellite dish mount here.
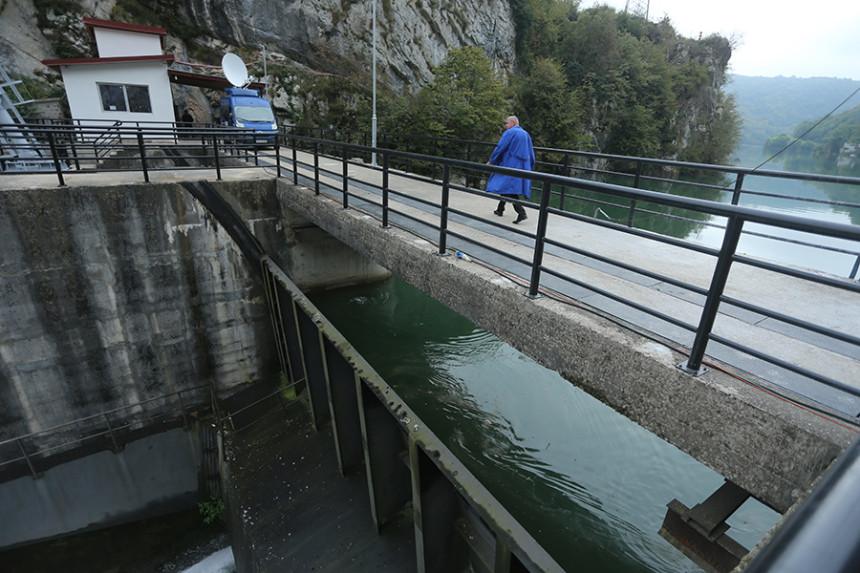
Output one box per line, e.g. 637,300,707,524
222,53,250,88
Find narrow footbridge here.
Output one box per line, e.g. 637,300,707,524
271,137,860,554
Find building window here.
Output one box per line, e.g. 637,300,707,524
98,83,152,113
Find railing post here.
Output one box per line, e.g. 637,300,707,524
527,175,553,298
275,133,282,178
292,138,298,184
46,130,66,187
559,154,571,211
17,438,40,480
633,160,643,188
381,152,391,229
176,389,190,429
313,142,320,195
682,216,745,375
213,132,222,181
731,173,746,205
341,146,349,209
437,164,451,255
104,414,122,453
136,130,149,183
627,160,644,227
67,124,81,170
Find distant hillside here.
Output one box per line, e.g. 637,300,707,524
726,75,860,146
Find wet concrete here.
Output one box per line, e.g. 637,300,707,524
221,393,415,572
0,508,229,572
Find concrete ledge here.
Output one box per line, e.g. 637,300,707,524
276,180,856,513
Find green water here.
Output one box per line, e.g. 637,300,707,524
310,275,780,572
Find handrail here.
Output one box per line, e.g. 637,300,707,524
4,122,859,410
0,384,212,479
281,133,860,421
1,121,282,184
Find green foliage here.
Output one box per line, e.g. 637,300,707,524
19,73,65,100
412,46,508,141
285,0,741,168
761,104,860,175
197,494,224,524
726,75,860,146
32,0,81,29
511,57,586,149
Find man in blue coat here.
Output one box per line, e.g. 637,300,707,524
486,115,535,224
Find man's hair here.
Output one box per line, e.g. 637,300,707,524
506,115,519,126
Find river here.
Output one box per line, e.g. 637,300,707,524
310,275,781,572
572,144,859,278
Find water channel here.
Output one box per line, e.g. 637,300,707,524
310,274,781,572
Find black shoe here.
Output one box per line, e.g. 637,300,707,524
513,213,528,224
493,209,504,216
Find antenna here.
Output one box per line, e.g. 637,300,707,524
222,53,249,88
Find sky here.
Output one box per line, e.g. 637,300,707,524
581,0,860,80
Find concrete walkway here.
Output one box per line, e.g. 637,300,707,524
284,150,860,421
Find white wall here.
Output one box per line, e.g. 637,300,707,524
60,61,175,126
94,27,163,57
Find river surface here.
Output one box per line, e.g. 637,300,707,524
310,275,781,572
574,145,859,278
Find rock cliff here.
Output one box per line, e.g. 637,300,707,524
0,0,515,93
182,0,515,91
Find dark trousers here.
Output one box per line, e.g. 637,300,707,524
496,196,526,216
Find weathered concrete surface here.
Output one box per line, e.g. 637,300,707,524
222,396,415,573
211,179,391,291
0,426,201,548
0,182,277,463
275,179,857,514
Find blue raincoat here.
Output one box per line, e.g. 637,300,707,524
486,125,535,199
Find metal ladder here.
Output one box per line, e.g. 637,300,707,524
0,62,52,171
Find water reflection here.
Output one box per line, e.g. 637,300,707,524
310,276,779,572
554,147,859,276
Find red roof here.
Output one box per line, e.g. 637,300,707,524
82,17,167,37
167,69,266,92
42,55,175,67
82,18,167,50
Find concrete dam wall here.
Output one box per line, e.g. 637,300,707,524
0,177,391,548
0,182,279,473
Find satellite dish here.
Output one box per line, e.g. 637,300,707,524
222,53,249,87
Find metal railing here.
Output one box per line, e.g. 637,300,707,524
5,122,859,410
0,384,212,480
1,120,282,183
281,134,860,421
286,126,860,281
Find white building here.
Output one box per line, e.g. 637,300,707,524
42,18,176,126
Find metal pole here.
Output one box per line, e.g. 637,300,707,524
371,0,378,167
261,44,269,100
683,216,745,374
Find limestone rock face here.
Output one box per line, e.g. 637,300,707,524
181,0,516,90
0,0,516,91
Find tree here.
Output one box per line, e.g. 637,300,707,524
511,57,585,149
412,46,509,142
